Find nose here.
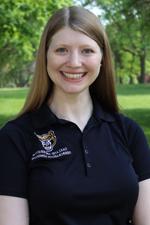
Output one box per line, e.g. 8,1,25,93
67,51,82,67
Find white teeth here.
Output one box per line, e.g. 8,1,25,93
62,72,84,79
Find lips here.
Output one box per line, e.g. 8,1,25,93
61,71,86,79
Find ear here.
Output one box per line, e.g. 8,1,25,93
34,132,42,140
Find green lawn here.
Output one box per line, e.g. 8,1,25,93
0,85,150,144
0,88,28,127
117,84,150,145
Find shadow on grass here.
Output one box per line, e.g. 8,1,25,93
0,88,28,99
117,84,150,96
122,108,150,145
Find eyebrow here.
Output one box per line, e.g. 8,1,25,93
52,44,98,49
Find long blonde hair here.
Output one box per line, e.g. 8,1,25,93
19,6,119,116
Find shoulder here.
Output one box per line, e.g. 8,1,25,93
0,112,32,137
114,112,144,137
0,113,35,158
112,112,149,151
93,98,145,144
113,112,142,133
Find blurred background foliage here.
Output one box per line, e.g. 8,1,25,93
0,0,72,87
81,0,150,84
0,0,150,87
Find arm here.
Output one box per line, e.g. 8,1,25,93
133,179,150,225
0,195,29,225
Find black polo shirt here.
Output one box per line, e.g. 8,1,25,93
0,99,150,225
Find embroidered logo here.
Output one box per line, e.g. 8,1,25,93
32,130,72,161
35,130,56,152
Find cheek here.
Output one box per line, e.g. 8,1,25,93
87,58,101,73
47,60,59,78
47,54,66,73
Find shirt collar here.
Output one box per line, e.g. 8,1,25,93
30,104,58,130
31,98,115,130
92,98,115,123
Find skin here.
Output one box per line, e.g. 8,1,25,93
0,196,29,225
47,27,102,96
133,179,150,225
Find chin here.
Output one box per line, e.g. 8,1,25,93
63,88,88,95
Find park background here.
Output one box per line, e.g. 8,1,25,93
0,0,150,144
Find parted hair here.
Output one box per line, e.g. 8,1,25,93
19,6,119,116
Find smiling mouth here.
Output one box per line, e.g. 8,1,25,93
61,72,86,79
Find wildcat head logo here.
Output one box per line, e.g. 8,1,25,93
35,130,56,152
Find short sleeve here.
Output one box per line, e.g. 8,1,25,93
0,122,29,198
126,118,150,181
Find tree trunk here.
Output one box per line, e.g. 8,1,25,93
139,49,146,83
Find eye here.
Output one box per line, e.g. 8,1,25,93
55,47,68,54
82,48,95,54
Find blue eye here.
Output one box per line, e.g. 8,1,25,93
82,49,94,54
55,48,68,54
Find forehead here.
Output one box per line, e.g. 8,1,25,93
50,27,99,48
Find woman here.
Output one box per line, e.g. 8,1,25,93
0,6,150,225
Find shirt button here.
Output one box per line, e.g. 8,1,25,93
87,162,92,168
85,148,88,154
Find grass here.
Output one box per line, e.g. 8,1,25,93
117,84,150,145
0,88,28,126
0,84,150,144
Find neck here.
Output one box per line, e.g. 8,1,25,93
48,90,93,131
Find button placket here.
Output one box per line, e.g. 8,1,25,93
84,148,89,154
82,140,92,174
86,162,92,168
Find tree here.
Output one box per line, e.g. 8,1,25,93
0,0,72,87
79,0,150,83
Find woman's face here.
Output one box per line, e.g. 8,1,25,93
47,27,102,96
